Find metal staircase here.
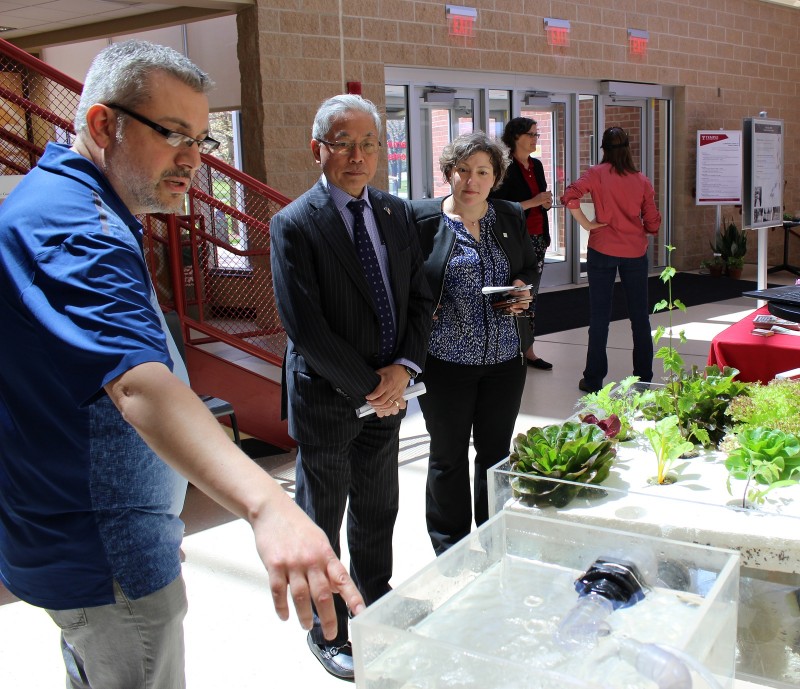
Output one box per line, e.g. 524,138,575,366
0,38,293,448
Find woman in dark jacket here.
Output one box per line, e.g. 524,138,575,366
490,117,553,370
409,131,538,555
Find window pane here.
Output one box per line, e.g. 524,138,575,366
385,85,409,199
488,89,510,140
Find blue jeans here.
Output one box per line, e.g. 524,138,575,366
584,247,653,389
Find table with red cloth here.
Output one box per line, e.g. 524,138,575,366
707,305,800,382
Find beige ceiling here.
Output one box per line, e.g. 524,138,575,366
0,0,252,50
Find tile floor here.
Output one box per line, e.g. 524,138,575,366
0,268,788,688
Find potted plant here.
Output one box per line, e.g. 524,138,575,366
711,218,747,277
701,254,725,278
726,255,744,280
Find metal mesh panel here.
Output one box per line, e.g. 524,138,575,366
0,50,79,173
180,157,288,362
0,40,288,366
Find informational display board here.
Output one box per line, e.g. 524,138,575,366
742,117,784,229
696,131,742,205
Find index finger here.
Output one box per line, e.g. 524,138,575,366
327,558,366,617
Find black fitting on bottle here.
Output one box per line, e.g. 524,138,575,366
574,558,645,610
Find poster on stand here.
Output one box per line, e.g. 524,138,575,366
743,117,783,229
696,131,742,206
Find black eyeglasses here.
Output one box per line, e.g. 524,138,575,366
523,132,541,139
106,103,221,155
317,139,382,156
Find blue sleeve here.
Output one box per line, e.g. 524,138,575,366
21,229,171,407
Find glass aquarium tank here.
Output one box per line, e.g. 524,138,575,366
352,511,739,689
488,462,800,688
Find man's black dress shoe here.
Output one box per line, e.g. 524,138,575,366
578,378,600,393
307,632,355,682
527,357,553,370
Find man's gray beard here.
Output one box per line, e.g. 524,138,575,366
104,147,188,215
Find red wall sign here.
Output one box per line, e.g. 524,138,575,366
546,27,570,47
450,15,475,36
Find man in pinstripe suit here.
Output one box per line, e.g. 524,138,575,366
270,95,433,681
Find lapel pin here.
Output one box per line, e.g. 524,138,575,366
384,207,391,215
503,232,508,237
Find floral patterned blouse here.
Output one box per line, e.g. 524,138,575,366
428,203,521,366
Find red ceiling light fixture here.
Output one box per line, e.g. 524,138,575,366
446,5,477,38
544,18,570,48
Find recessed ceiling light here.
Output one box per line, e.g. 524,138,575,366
0,27,16,32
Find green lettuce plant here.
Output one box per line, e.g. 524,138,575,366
640,365,749,448
725,428,800,506
643,415,695,485
510,422,617,507
727,379,800,437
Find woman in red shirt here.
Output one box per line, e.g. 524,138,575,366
491,117,553,370
561,126,662,393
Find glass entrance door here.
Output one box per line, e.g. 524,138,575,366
520,99,569,287
572,97,662,278
602,98,669,270
389,70,672,286
417,87,479,198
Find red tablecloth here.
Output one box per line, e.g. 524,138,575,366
707,305,800,382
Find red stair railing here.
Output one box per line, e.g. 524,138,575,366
0,37,292,445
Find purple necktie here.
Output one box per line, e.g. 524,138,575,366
347,199,395,363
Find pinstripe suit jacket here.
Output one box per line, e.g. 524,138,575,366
270,180,433,445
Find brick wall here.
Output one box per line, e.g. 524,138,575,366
240,0,800,270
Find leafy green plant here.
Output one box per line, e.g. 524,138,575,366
640,365,750,447
726,255,744,269
701,254,725,276
701,255,725,269
652,245,687,388
510,422,617,507
711,218,747,261
725,428,800,506
643,415,695,485
728,379,800,436
578,375,643,441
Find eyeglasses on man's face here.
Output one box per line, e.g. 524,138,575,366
523,132,541,139
106,103,221,155
317,139,382,156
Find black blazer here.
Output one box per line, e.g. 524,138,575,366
270,180,434,444
490,157,551,247
409,197,538,355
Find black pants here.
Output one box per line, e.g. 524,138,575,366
295,415,401,645
418,354,527,555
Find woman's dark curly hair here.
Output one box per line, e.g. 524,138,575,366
501,117,537,152
439,131,510,191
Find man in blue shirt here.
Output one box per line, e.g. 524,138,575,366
0,40,363,689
